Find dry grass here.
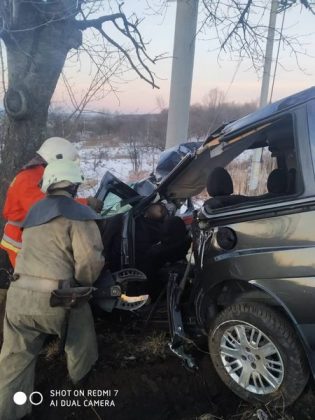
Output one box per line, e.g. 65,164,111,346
197,402,292,420
227,152,277,196
138,331,169,358
43,337,61,361
79,178,98,191
229,398,293,420
197,414,223,420
128,169,151,182
79,136,119,148
95,328,170,365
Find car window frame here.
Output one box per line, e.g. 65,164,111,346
203,110,308,218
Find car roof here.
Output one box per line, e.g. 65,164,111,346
206,86,315,144
159,87,315,200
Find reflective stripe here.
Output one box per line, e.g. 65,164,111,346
3,222,23,244
7,220,23,227
1,234,22,249
0,239,21,254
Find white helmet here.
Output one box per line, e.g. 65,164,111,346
41,159,85,193
37,137,80,164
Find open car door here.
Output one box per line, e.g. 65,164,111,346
95,171,142,217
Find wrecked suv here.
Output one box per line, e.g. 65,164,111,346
167,87,315,407
94,87,315,406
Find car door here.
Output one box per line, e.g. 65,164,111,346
95,171,141,216
196,104,315,347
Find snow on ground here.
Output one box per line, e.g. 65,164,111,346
76,141,161,197
75,140,205,210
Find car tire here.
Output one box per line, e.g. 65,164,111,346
208,302,309,406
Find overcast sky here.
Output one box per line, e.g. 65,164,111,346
52,0,315,114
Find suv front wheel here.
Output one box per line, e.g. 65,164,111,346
209,302,309,406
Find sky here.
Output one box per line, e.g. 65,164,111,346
51,1,315,114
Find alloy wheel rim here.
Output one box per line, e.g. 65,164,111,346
219,322,284,395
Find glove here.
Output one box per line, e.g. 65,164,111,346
87,197,103,213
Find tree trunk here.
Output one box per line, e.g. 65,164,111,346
0,6,82,267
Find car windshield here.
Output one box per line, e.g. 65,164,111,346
101,191,133,217
98,172,156,218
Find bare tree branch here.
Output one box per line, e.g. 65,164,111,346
221,0,253,52
97,26,158,89
61,72,79,110
75,6,159,89
198,0,315,74
75,13,123,30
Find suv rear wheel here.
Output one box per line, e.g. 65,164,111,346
209,302,309,406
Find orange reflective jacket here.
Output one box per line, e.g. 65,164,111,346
1,165,87,267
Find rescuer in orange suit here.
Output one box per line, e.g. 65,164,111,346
0,137,103,267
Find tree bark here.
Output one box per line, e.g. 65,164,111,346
2,19,81,171
0,7,82,267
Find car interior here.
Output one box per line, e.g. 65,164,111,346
98,202,191,286
96,114,300,283
203,114,300,212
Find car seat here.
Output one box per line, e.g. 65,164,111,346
204,167,248,210
259,168,288,199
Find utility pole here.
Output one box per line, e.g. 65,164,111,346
165,0,199,149
259,0,279,107
248,0,278,192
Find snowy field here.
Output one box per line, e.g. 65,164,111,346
75,139,256,207
75,140,215,208
76,141,162,197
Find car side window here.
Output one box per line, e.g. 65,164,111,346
204,114,301,211
226,147,277,196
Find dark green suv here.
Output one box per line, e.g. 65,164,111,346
166,86,315,407
95,87,315,406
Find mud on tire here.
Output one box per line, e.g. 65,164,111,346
208,302,309,406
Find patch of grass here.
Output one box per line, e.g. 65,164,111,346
96,328,170,365
43,337,61,361
229,400,292,420
138,331,169,358
197,414,223,420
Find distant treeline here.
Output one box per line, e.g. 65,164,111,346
47,90,258,149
